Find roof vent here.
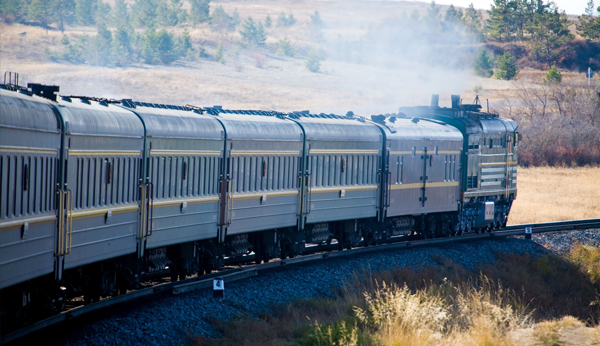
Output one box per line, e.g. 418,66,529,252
28,83,60,102
61,96,72,102
451,95,460,109
431,94,439,107
80,98,90,104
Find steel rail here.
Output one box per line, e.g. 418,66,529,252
3,218,600,345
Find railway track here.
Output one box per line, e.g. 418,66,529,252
3,218,600,345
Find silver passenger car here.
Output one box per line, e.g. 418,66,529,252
0,89,60,290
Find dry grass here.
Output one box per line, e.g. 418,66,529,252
509,166,600,225
193,248,600,346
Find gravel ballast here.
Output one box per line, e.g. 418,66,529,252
44,229,600,346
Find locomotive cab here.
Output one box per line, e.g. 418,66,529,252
400,95,519,232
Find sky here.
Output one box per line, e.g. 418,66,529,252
410,0,594,16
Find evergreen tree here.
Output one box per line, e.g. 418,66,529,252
155,28,176,64
142,28,157,63
264,14,272,28
578,0,600,40
95,0,111,27
277,11,295,27
92,23,113,65
189,0,209,24
305,49,321,72
462,3,483,36
28,0,54,28
239,17,266,46
75,0,96,26
54,0,76,32
486,0,513,41
112,26,133,66
132,0,158,28
527,7,573,67
110,0,129,28
214,42,225,63
543,65,562,84
310,10,322,26
474,49,494,77
276,37,294,57
0,0,26,22
179,29,192,53
495,51,519,80
210,5,234,32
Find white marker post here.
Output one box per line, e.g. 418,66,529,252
213,278,224,298
588,67,593,88
525,226,532,240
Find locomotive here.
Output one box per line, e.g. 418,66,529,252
0,77,519,330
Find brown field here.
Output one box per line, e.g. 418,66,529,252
509,166,600,225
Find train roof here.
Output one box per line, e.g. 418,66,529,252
56,97,144,138
0,88,60,133
127,103,223,141
286,111,382,143
203,107,303,142
370,114,464,141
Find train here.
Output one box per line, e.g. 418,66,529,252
0,77,519,331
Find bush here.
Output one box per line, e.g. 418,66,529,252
276,37,294,57
214,42,225,63
543,65,562,84
276,11,295,27
474,49,494,77
495,51,520,80
305,50,321,72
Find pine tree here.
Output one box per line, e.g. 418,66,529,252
54,0,76,32
305,49,321,72
95,0,111,27
142,28,157,63
210,5,234,32
486,0,513,42
255,21,266,46
276,37,294,57
495,51,519,80
110,0,129,28
92,23,113,65
474,50,494,77
189,0,209,24
527,7,573,67
543,65,562,84
132,0,158,28
155,28,176,64
239,17,265,46
0,0,26,22
75,0,96,26
214,42,225,63
578,0,600,40
28,0,54,29
462,3,482,36
310,10,322,26
264,14,272,28
112,26,133,66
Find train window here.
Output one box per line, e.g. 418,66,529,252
341,158,346,173
489,138,493,149
412,147,416,156
183,161,187,180
435,147,438,156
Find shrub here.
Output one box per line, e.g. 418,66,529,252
214,42,225,64
277,11,295,27
276,37,294,57
474,49,494,77
495,51,520,80
305,50,321,72
543,65,562,84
